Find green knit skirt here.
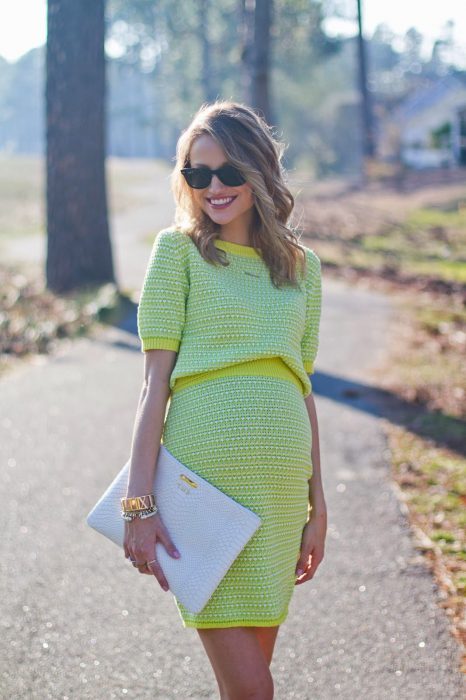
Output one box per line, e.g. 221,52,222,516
161,373,313,628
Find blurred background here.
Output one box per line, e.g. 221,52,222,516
1,1,466,171
0,0,465,684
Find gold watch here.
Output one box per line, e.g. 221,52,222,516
121,494,156,512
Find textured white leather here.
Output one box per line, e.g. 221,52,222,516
86,444,262,614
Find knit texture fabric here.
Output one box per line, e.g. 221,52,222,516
161,373,313,628
137,228,322,397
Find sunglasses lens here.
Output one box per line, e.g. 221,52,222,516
182,168,211,189
181,165,246,189
218,165,246,186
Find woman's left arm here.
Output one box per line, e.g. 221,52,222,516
295,391,327,584
304,391,326,522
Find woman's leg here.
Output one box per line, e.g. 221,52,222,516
251,625,281,666
196,626,275,700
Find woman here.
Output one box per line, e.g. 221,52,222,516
123,100,327,700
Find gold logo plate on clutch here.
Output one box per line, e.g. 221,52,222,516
180,474,198,488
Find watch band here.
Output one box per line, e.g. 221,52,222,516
121,494,156,512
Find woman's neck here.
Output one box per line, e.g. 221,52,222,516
217,211,254,246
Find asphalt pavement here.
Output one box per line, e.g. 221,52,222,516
1,272,464,699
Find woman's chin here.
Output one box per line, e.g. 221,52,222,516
204,208,237,224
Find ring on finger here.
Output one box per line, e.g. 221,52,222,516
128,558,156,567
126,555,144,564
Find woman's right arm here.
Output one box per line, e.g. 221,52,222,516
126,349,174,496
123,349,181,591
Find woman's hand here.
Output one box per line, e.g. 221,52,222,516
295,506,327,585
123,513,181,591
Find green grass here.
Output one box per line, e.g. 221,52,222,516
407,203,466,229
389,426,466,594
320,199,466,284
417,305,466,333
322,247,466,283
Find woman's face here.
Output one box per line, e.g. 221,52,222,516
188,134,255,228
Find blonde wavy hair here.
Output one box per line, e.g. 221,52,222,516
170,100,306,288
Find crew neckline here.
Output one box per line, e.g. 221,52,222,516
214,238,262,259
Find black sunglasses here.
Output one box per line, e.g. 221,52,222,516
181,164,246,189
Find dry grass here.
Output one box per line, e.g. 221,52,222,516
0,154,172,242
0,262,126,378
295,168,466,665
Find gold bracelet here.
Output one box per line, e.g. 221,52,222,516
121,505,158,521
121,494,156,512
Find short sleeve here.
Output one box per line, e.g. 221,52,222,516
137,229,190,353
301,249,322,390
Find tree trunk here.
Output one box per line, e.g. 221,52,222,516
198,0,216,102
46,0,115,293
251,0,273,123
239,0,254,104
356,0,375,162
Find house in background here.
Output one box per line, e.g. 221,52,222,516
378,72,466,169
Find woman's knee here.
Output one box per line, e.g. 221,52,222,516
226,669,274,700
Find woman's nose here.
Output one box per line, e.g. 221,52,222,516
209,174,224,192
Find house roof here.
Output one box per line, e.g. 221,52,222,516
391,71,466,123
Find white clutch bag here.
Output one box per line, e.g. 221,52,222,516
86,444,262,614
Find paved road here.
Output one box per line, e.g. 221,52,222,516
1,267,464,699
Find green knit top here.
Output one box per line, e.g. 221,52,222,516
137,228,322,398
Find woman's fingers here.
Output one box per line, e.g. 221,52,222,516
146,557,170,590
295,560,313,584
307,551,323,578
137,563,153,576
157,519,181,560
294,550,324,584
123,515,179,590
130,549,170,590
